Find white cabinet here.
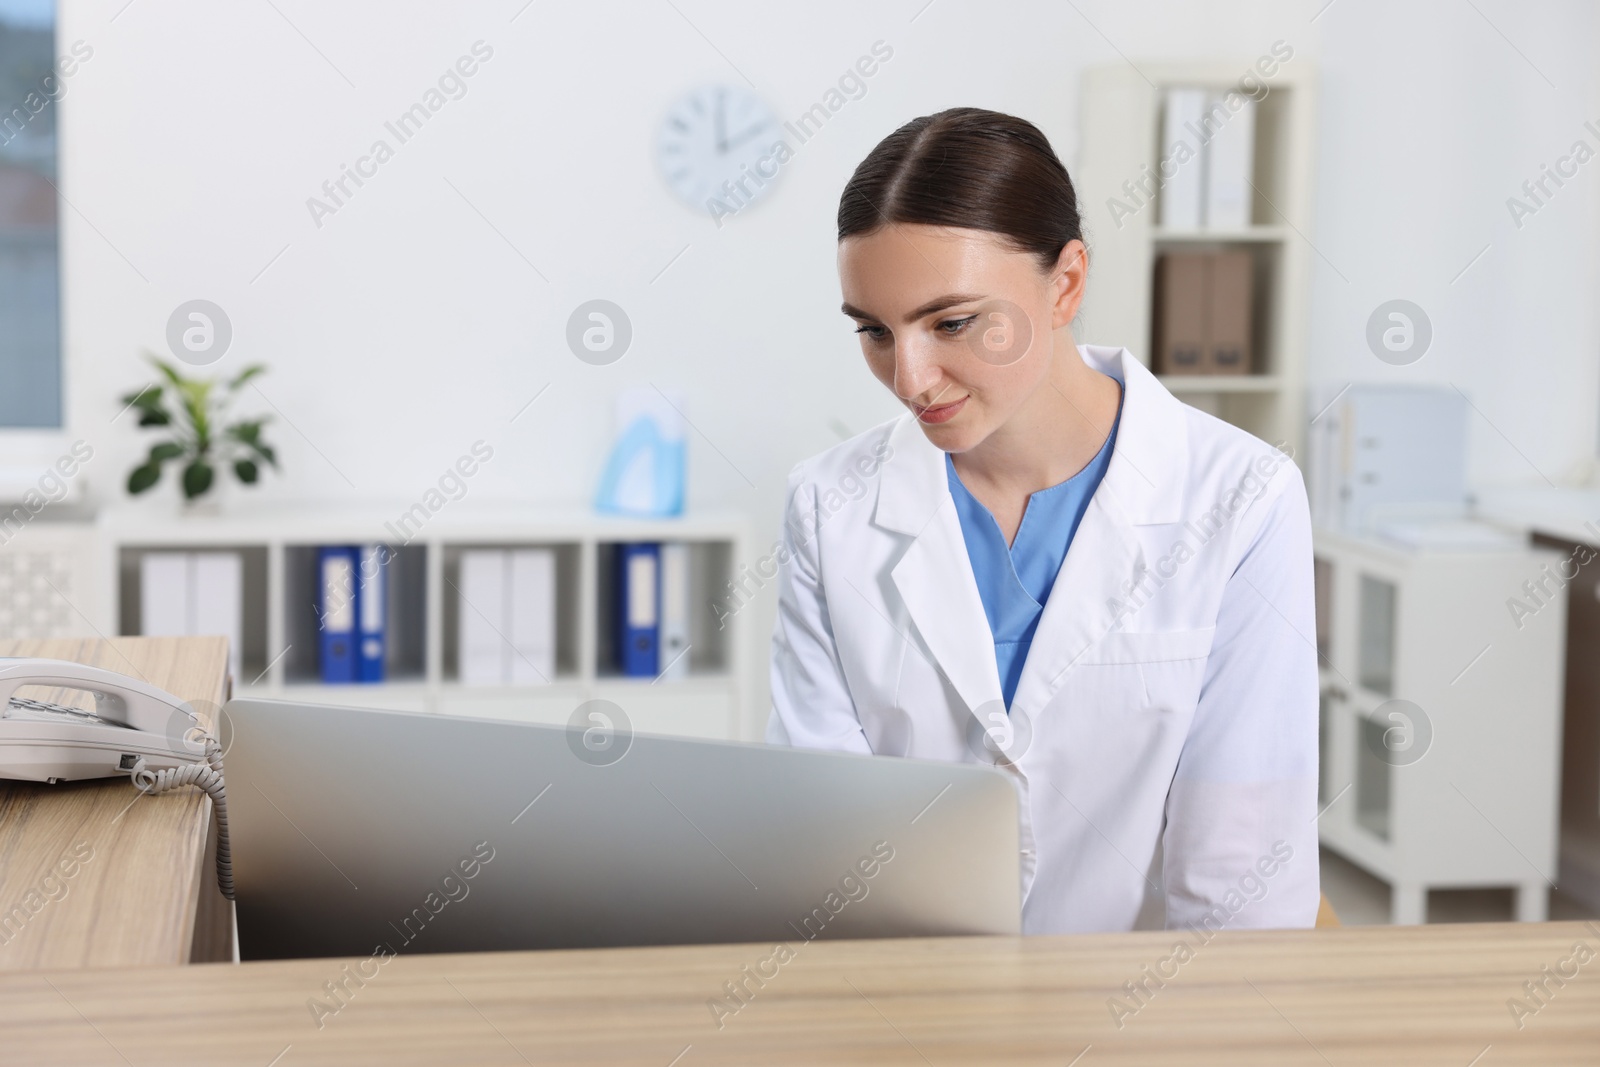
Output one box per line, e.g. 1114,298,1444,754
102,504,756,741
1313,528,1566,922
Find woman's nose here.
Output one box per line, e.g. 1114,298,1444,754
893,341,942,402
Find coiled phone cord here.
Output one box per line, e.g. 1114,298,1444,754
130,736,235,901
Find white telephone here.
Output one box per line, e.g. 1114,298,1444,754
0,657,208,783
0,657,235,899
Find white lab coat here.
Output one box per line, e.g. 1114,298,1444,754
767,345,1319,934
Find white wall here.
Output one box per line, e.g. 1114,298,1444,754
1307,0,1600,487
54,0,1600,712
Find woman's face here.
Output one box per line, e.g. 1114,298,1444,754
838,224,1085,453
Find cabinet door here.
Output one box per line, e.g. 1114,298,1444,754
1356,573,1399,698
1352,698,1394,843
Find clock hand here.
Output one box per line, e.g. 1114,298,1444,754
714,91,727,153
723,120,774,152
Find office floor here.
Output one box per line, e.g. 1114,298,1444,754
1318,847,1600,925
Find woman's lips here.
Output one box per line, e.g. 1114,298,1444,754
914,397,967,424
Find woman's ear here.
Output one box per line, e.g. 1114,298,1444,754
1049,239,1089,330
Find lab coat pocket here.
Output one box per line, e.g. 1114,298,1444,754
1082,627,1216,664
1076,627,1215,716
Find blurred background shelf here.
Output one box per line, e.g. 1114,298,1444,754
95,504,755,741
1077,60,1315,455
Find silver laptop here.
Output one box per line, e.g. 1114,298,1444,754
224,699,1020,960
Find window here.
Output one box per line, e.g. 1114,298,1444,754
0,0,61,429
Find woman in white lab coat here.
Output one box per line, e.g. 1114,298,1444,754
767,108,1319,935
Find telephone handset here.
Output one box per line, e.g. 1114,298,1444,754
0,657,208,782
0,657,235,899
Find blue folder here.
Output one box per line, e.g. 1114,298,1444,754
356,544,386,683
617,542,660,677
318,546,358,684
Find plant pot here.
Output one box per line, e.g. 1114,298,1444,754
179,485,225,517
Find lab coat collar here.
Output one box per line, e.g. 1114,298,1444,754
870,346,1189,723
1080,344,1187,526
872,345,1188,536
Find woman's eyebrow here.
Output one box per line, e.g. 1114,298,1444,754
841,293,985,323
905,293,983,321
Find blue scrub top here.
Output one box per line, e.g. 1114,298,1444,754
946,398,1122,710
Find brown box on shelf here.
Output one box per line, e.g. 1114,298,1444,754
1152,252,1206,375
1205,250,1253,374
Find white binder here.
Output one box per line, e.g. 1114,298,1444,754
459,550,506,686
508,548,555,685
658,542,690,679
1204,93,1256,229
139,553,189,640
140,551,242,680
459,548,556,685
1158,88,1207,229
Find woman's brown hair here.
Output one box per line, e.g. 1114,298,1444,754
836,107,1084,273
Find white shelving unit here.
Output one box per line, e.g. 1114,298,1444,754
94,503,756,742
1312,528,1566,923
1075,60,1317,457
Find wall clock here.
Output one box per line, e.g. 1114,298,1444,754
656,84,783,216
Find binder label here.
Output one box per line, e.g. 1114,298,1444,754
627,554,657,627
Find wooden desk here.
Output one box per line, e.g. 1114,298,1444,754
0,636,232,970
5,921,1598,1064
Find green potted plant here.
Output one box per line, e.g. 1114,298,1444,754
121,355,279,505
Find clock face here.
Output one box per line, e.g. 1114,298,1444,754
656,85,783,214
